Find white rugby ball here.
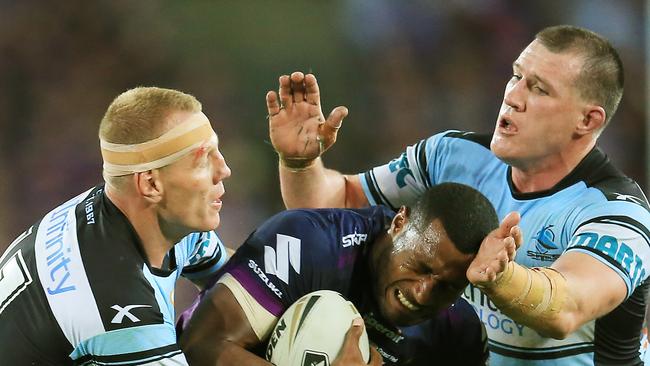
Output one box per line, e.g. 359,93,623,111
265,290,370,366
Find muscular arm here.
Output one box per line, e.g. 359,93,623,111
467,214,628,339
179,284,271,366
267,72,368,209
279,159,367,208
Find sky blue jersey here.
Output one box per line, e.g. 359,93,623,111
359,131,650,366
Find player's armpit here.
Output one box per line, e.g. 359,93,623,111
179,282,275,366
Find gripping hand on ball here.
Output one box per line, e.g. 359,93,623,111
333,318,382,366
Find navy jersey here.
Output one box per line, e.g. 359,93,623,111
360,131,650,366
181,206,488,365
0,185,228,365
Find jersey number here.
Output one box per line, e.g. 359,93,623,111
0,227,34,314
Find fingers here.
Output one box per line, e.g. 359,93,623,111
266,91,281,117
368,346,383,366
505,236,517,262
510,225,523,249
278,75,292,109
495,211,521,238
342,317,364,352
304,73,321,106
290,71,306,103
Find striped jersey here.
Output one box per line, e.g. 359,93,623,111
0,184,228,365
359,131,650,365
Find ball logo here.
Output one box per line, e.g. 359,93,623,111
302,350,329,366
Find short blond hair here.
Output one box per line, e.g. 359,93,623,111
99,87,202,188
99,86,202,144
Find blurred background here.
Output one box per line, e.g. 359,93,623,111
0,0,646,313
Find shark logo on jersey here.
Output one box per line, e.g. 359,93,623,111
388,153,415,189
526,225,561,262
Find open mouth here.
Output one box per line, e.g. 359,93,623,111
396,289,420,312
498,117,517,133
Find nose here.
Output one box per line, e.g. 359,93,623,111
213,151,231,184
412,275,436,306
503,78,526,112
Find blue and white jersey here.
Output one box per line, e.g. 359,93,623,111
0,184,227,365
179,207,489,365
360,131,650,366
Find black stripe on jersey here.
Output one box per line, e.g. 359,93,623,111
488,340,594,360
74,344,182,365
182,246,224,275
443,131,492,149
363,171,397,211
565,246,628,277
414,140,431,188
573,215,650,247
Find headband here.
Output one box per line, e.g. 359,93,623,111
101,115,215,177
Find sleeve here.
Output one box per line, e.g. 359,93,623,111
218,273,279,341
180,231,229,282
223,210,336,318
69,321,188,365
566,201,650,298
358,132,451,210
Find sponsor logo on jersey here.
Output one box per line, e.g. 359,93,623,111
388,153,415,189
612,192,646,206
264,234,301,285
526,225,561,262
44,199,79,295
464,284,526,337
110,304,152,324
342,232,368,248
570,231,646,288
363,312,405,343
249,259,283,298
302,351,329,366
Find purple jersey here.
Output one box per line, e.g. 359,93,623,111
180,206,488,365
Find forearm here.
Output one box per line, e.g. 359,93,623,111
279,158,352,209
477,262,574,339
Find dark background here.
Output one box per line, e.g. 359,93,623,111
0,0,646,313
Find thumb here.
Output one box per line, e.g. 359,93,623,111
320,106,348,146
340,317,364,355
495,211,520,238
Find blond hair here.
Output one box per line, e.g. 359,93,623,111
99,87,202,187
99,86,202,144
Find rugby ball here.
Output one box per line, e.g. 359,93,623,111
265,290,370,366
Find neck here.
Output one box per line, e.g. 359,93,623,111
510,139,595,193
105,184,177,268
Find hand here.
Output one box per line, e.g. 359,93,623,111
332,318,382,366
266,71,348,168
467,212,523,287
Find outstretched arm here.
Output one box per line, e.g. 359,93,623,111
467,212,627,339
267,71,367,209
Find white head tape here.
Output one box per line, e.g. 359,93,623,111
100,115,216,177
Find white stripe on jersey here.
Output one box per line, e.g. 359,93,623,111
35,190,105,347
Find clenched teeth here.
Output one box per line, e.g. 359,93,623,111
397,290,420,311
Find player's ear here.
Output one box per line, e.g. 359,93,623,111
134,170,163,203
389,206,410,235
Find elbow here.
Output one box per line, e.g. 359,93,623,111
534,317,579,340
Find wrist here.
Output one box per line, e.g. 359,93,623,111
279,156,318,172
